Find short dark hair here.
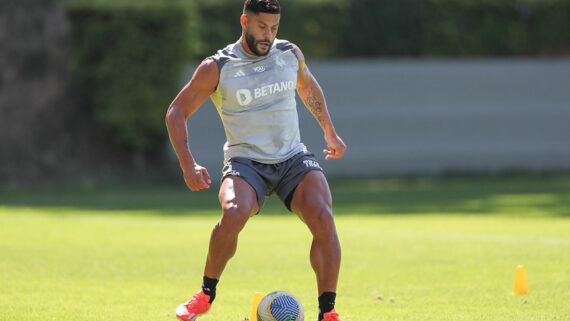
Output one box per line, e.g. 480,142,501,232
243,0,280,14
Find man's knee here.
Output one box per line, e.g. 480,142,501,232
218,201,252,234
304,206,336,237
217,176,259,234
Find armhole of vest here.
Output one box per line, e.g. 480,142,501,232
204,56,227,91
290,48,301,66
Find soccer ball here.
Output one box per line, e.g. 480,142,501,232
257,291,304,321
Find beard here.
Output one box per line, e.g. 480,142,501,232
244,29,273,56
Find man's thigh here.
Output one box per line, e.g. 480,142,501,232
219,175,260,216
275,152,324,211
289,170,332,217
222,157,271,213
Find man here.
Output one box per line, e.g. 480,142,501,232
165,1,346,320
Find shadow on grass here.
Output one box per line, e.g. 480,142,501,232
331,175,569,217
1,176,568,217
0,183,219,214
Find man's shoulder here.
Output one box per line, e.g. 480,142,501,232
205,41,240,70
274,38,295,52
274,39,304,63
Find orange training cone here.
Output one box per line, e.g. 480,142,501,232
513,265,529,294
250,292,265,321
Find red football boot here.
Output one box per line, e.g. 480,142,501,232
176,290,211,321
322,309,342,321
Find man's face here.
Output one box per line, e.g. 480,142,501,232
243,12,280,56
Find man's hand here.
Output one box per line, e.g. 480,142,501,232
323,134,347,160
183,164,211,191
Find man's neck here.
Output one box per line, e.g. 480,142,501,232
239,36,256,56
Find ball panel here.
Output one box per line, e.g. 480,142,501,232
257,291,304,321
269,295,299,321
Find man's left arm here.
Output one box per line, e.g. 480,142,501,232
293,44,347,160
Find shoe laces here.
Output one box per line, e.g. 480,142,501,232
322,309,341,321
184,290,210,311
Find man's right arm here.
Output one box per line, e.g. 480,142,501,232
165,59,219,191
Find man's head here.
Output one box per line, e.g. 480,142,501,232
241,0,281,56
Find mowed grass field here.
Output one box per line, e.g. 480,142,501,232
0,176,569,321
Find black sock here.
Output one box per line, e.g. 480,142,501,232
201,276,219,304
318,292,336,320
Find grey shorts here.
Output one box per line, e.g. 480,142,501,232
221,151,324,212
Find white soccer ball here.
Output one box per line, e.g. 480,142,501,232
257,291,304,321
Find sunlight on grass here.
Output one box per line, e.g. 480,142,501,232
0,209,568,321
0,176,569,320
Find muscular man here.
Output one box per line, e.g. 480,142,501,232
166,1,346,320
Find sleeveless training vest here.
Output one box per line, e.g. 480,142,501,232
208,38,307,164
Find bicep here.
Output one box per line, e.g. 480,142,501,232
291,44,319,97
297,65,316,92
292,44,311,91
170,59,219,118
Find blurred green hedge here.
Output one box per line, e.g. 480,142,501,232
422,0,570,56
191,0,349,60
67,1,198,151
66,0,569,152
192,0,570,58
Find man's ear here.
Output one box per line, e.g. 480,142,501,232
240,14,248,30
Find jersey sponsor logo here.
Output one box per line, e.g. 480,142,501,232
236,89,253,106
234,69,246,78
254,80,295,99
236,81,295,106
254,66,266,73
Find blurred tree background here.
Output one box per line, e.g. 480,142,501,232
1,0,569,187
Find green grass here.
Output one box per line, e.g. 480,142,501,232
0,176,569,321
